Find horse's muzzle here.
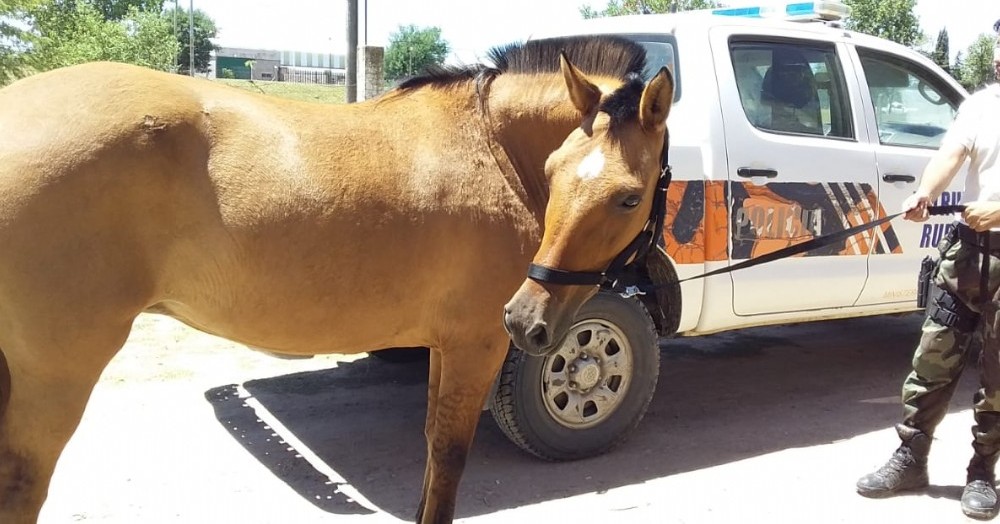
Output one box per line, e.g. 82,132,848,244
503,280,575,357
503,309,555,357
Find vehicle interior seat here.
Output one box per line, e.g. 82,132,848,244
759,48,822,135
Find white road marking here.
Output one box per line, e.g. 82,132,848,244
235,384,389,516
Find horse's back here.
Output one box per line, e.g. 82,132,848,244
0,63,219,327
0,63,211,209
0,63,337,350
1,61,203,154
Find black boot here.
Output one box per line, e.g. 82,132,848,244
857,424,931,498
962,446,1000,519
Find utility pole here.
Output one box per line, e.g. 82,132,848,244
189,0,195,76
173,0,178,71
347,0,358,102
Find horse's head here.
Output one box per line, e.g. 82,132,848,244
503,54,674,357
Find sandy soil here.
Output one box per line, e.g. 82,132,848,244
35,312,995,523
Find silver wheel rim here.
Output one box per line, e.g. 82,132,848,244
540,318,633,429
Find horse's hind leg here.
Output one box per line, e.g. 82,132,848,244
416,335,509,524
0,318,135,524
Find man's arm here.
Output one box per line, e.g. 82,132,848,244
902,142,969,221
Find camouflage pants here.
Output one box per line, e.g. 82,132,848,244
903,234,1000,455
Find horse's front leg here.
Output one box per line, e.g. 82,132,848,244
415,336,508,524
415,346,442,520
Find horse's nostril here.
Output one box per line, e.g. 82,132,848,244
527,323,549,349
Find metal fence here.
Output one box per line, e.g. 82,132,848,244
277,68,346,86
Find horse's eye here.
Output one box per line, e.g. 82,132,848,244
622,195,642,208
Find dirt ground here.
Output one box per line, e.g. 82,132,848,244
35,312,996,523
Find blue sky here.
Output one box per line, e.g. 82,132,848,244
186,0,999,63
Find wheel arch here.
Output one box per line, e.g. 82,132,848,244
638,247,681,337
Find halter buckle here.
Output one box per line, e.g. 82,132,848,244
619,285,646,299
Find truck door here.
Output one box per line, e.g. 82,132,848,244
849,46,966,306
711,31,878,315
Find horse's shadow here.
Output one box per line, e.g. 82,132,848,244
203,313,977,520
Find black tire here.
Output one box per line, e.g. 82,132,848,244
489,291,660,461
369,347,429,363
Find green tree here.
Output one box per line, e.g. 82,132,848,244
0,0,45,85
931,28,950,74
581,0,718,18
959,34,996,91
952,50,965,82
30,1,178,72
91,0,163,20
384,24,449,80
166,6,218,74
843,0,922,47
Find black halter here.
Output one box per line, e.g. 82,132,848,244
526,136,671,288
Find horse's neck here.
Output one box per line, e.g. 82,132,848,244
484,74,581,221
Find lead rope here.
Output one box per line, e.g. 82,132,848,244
618,204,969,298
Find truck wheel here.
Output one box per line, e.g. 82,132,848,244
489,291,660,461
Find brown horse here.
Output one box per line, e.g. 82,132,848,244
0,36,672,523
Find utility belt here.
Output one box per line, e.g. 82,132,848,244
916,222,994,332
955,223,1000,252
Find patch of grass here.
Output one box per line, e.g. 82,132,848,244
215,79,346,104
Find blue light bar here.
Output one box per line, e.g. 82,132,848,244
712,6,766,17
711,1,850,21
784,2,816,16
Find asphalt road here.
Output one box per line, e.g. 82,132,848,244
37,312,992,523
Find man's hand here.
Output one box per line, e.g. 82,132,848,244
962,201,1000,231
902,142,967,223
902,193,932,222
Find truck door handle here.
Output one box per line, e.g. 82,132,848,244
882,173,916,183
737,167,778,178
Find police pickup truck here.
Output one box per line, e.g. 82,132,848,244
382,1,971,462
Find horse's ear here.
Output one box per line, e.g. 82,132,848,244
639,66,674,134
560,52,602,117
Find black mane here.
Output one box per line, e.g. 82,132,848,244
395,63,491,91
396,36,647,92
599,73,646,131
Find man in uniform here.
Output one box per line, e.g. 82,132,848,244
856,45,1000,519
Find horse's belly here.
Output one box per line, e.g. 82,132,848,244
154,230,529,356
153,281,434,356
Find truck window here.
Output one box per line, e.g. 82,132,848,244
639,41,676,82
857,48,961,149
626,34,680,101
730,40,853,139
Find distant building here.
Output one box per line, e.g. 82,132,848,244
214,47,346,85
214,48,281,81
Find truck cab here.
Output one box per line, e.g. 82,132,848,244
552,2,967,335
